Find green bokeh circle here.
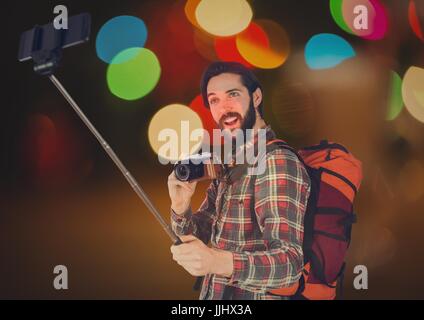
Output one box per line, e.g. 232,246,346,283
107,47,161,101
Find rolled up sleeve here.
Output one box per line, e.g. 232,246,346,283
170,180,218,244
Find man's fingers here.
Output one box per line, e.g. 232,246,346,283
180,183,194,193
172,253,201,262
168,171,197,191
188,180,198,188
170,242,195,255
168,176,194,192
180,234,198,243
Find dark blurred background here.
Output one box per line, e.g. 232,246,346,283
1,0,424,299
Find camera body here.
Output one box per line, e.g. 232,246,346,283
174,153,223,182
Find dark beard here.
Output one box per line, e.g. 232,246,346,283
218,98,257,133
215,97,259,160
229,99,257,155
241,98,257,132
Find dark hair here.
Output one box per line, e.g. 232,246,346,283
200,61,264,118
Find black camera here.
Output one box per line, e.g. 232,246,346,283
174,153,223,182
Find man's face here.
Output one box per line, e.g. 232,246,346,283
206,73,256,134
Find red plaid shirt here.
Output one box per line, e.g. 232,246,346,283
171,127,311,299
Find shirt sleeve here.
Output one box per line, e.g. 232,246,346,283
170,179,218,244
228,148,311,292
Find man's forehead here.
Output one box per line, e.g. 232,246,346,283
207,73,246,93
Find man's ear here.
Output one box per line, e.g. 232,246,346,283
252,87,263,109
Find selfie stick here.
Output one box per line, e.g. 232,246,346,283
49,75,182,245
18,13,182,245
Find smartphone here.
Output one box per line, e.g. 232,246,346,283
18,13,91,62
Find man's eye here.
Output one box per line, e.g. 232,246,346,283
229,91,239,97
209,98,218,105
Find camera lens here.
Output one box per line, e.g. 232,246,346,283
175,164,190,181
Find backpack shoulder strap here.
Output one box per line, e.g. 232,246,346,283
249,139,307,225
265,139,306,167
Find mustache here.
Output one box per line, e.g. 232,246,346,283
219,112,243,126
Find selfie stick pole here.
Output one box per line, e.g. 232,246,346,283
48,74,182,245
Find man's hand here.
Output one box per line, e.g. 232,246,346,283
170,235,234,278
167,171,197,215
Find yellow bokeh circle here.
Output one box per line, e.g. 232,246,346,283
148,104,204,162
195,0,253,37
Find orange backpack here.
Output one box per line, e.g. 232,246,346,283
260,139,363,300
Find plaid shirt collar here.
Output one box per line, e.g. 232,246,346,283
221,125,277,184
229,125,275,162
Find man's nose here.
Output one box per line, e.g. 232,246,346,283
220,100,233,113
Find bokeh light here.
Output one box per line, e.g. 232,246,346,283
193,29,219,61
107,48,161,101
363,0,388,40
148,104,204,162
185,0,201,29
330,0,354,35
96,16,148,64
142,0,208,99
408,0,424,42
365,0,389,40
24,114,57,177
195,0,253,37
402,66,424,124
386,71,403,121
214,36,252,68
304,33,356,70
20,113,93,188
331,0,388,40
236,20,290,69
344,0,388,40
